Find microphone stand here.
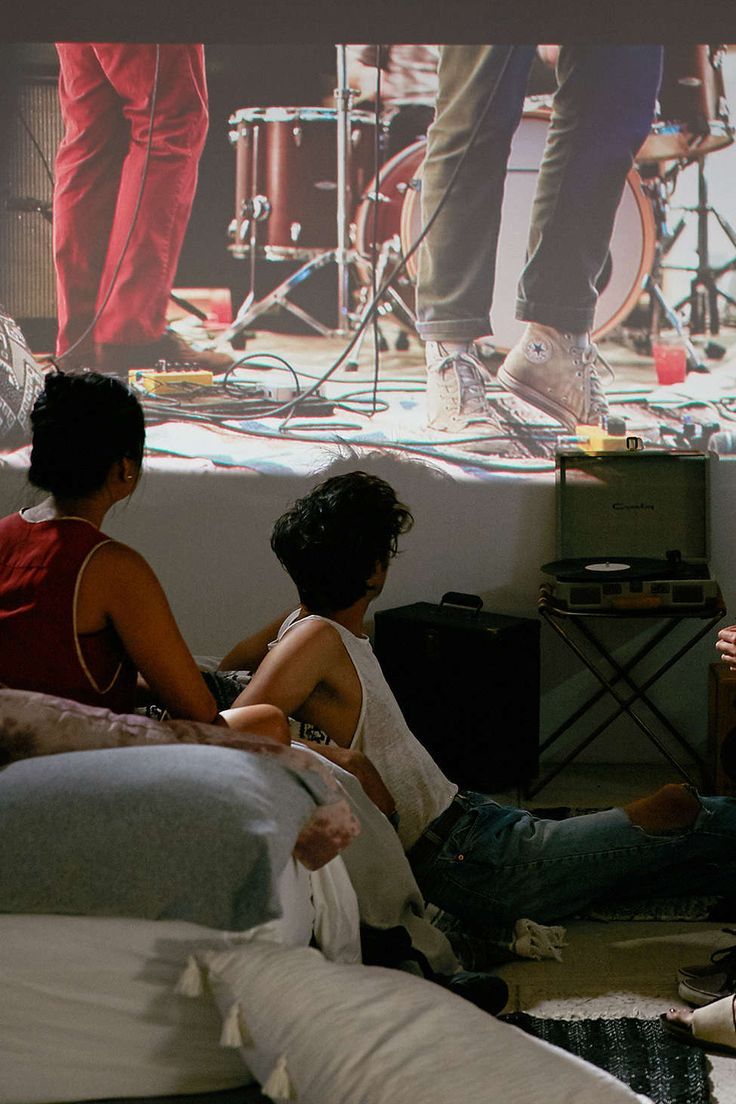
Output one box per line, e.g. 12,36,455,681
334,44,354,336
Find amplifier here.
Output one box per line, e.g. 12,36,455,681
373,595,540,792
0,75,62,349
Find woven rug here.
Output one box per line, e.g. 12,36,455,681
502,1014,711,1104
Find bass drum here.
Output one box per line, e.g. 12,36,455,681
395,107,656,352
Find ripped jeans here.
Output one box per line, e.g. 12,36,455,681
409,790,736,926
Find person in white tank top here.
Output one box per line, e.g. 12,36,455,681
222,470,456,851
225,471,736,932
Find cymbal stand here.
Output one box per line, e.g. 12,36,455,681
334,44,353,336
667,155,736,335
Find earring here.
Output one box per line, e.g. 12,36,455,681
125,474,134,482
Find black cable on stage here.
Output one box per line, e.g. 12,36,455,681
52,44,162,369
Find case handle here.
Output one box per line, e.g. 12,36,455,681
440,592,483,613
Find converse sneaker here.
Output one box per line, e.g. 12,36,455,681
425,342,520,456
497,323,612,431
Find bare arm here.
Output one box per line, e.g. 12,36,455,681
86,541,220,723
218,610,291,672
235,621,396,815
233,617,341,724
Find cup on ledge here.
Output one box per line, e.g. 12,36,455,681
652,337,687,385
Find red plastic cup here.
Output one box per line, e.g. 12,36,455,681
652,341,687,385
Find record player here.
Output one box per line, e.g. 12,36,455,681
543,450,720,610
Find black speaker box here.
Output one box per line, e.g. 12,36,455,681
708,662,736,797
373,599,540,791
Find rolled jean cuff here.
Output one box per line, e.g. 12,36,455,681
516,297,596,333
415,317,491,343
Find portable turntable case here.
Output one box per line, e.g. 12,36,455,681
545,450,718,610
373,594,539,791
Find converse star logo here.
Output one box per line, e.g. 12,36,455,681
524,338,551,364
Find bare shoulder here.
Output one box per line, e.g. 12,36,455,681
268,617,355,680
84,539,159,589
280,616,347,651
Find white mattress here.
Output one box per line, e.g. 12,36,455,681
1,857,360,1104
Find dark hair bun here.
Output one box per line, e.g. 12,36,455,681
29,371,145,497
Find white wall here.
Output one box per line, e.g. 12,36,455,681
3,452,733,768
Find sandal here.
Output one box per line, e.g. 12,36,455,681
660,994,736,1057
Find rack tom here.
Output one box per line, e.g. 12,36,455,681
228,106,377,259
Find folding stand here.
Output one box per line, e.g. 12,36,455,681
526,585,726,798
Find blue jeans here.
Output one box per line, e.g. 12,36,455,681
410,790,736,926
416,45,663,340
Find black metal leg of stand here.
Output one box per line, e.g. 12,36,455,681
572,617,713,768
538,619,678,754
528,609,721,798
528,616,696,797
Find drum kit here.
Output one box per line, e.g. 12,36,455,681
224,45,736,372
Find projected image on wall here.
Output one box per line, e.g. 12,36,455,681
3,43,736,480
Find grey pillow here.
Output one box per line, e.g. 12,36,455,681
0,743,323,931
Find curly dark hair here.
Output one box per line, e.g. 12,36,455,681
271,471,414,613
29,371,145,498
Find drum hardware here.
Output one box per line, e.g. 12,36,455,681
629,166,709,373
664,156,736,337
225,48,401,345
345,236,413,369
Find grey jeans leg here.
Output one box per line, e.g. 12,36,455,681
516,45,663,331
416,44,662,342
415,45,536,342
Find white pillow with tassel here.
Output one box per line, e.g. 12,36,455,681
192,941,652,1104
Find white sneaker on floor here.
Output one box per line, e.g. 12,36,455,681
425,342,521,456
497,324,612,431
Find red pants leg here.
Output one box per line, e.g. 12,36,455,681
53,43,208,352
53,43,127,354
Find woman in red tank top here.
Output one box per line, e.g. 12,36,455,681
0,371,287,744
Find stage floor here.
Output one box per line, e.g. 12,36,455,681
24,314,736,483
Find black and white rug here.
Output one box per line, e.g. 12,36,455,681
502,1014,711,1104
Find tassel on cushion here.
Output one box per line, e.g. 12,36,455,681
219,1001,250,1048
175,955,205,997
261,1053,297,1102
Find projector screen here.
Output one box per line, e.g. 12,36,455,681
2,43,736,483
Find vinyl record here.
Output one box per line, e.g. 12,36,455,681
542,557,669,582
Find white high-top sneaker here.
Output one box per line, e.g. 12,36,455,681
497,324,612,431
425,342,521,456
